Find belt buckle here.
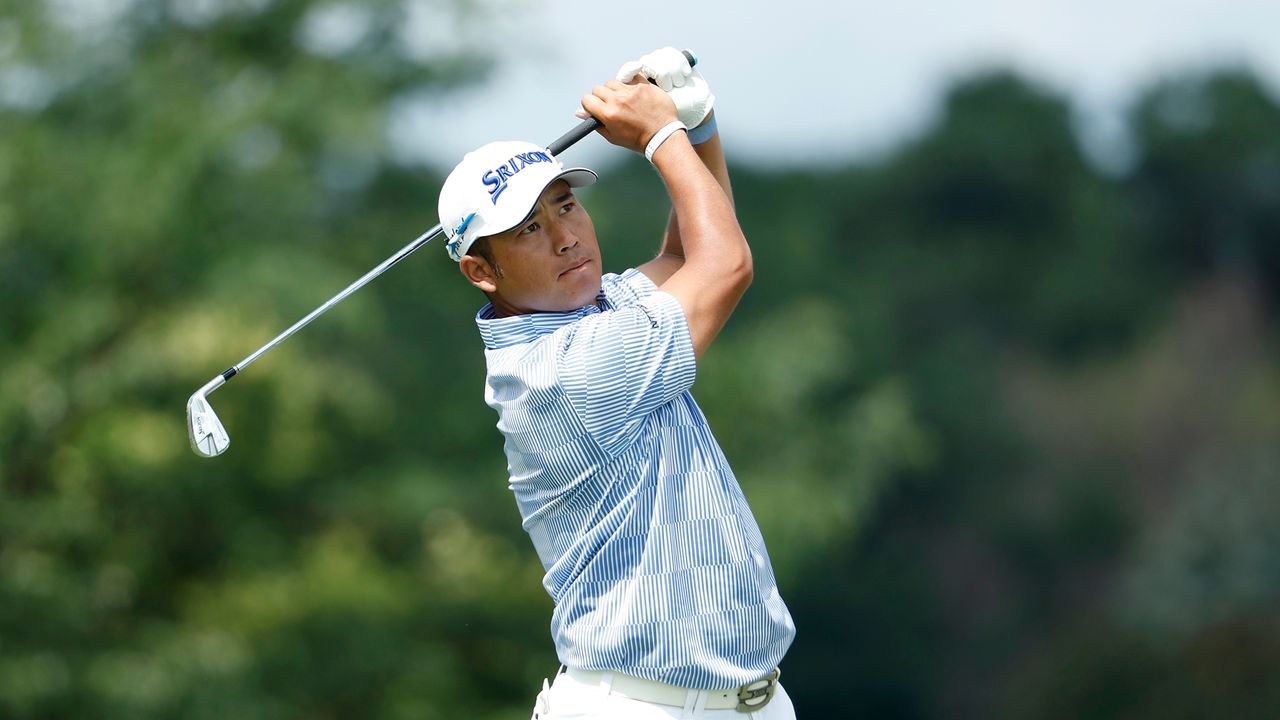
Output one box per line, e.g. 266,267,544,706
735,668,780,713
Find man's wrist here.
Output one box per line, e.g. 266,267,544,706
645,120,688,164
686,112,717,145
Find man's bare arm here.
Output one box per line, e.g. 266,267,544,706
583,82,751,358
648,131,750,357
637,114,732,287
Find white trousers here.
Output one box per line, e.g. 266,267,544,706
531,669,797,720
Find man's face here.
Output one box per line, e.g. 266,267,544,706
461,180,602,316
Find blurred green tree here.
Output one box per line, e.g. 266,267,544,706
3,2,1280,718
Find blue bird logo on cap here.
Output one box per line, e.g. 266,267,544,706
447,212,477,261
455,212,477,236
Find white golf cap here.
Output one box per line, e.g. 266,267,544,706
438,140,597,262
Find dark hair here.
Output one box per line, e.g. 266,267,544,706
466,236,502,278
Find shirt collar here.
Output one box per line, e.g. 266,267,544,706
476,288,613,350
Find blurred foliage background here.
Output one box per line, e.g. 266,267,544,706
3,1,1280,718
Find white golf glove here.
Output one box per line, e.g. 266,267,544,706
615,46,715,129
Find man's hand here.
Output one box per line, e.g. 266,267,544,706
579,80,680,154
615,47,715,129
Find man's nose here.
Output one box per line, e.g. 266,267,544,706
551,222,578,254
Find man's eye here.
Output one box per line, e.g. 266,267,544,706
520,222,540,235
559,203,575,215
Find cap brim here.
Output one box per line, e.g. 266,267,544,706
559,167,597,189
492,167,598,236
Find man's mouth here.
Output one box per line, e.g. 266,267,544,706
559,258,591,278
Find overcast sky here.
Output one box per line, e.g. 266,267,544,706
388,0,1280,173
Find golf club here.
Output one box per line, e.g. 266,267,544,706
188,50,698,457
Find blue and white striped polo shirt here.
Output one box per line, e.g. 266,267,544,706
476,268,795,690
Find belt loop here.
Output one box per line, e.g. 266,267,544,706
692,689,710,717
598,671,615,694
680,687,698,719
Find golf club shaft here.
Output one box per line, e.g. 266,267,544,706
222,222,441,381
209,49,698,389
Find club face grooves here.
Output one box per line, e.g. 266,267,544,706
187,393,230,457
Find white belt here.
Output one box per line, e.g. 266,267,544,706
564,667,780,713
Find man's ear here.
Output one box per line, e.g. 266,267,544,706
459,254,500,294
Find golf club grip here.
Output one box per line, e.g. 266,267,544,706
547,49,698,156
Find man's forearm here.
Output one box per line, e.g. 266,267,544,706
659,115,732,260
652,131,750,280
648,129,751,356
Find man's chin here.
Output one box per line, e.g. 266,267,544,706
558,267,602,304
500,272,601,315
564,282,602,312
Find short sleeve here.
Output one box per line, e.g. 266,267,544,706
557,289,696,455
600,268,659,310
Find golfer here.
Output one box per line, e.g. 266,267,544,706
437,47,795,719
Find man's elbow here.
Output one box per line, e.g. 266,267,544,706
731,245,754,291
734,262,753,295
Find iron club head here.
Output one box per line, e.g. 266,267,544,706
188,376,230,457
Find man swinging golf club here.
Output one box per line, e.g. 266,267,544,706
437,47,796,719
